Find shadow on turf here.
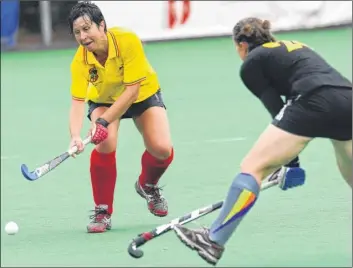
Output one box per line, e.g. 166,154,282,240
105,223,160,234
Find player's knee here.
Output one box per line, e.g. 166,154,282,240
148,143,173,160
95,136,117,153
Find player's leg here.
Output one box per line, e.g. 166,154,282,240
331,139,352,187
133,90,174,217
174,87,350,264
239,125,311,181
328,88,352,187
207,125,311,241
87,101,120,233
174,125,311,264
174,95,319,264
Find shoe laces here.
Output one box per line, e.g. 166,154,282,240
89,206,109,223
187,223,210,236
144,184,165,202
197,225,210,235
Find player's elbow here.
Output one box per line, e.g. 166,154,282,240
126,84,140,102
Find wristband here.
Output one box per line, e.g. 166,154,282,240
96,117,110,128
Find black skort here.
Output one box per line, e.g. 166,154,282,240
272,86,352,141
87,89,166,121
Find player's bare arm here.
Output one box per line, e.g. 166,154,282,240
99,83,140,124
69,99,85,137
69,99,86,154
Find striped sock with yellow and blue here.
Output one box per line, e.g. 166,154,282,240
209,173,260,246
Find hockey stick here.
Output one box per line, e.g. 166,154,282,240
20,136,91,181
127,176,283,259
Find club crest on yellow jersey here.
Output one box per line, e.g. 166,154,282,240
89,67,99,82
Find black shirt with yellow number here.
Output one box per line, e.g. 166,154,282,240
240,40,352,118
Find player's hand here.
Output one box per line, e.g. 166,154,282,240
269,166,306,190
69,136,85,158
90,118,109,145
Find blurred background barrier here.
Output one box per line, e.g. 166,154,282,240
93,1,352,41
0,1,351,51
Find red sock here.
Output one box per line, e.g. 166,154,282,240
90,149,117,215
139,148,174,188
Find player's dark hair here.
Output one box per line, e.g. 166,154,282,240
68,1,107,34
232,17,276,51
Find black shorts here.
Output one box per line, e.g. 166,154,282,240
87,89,166,121
272,86,352,141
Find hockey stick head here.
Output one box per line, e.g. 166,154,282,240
20,136,92,182
128,237,144,258
20,152,70,181
127,234,151,258
21,164,39,181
